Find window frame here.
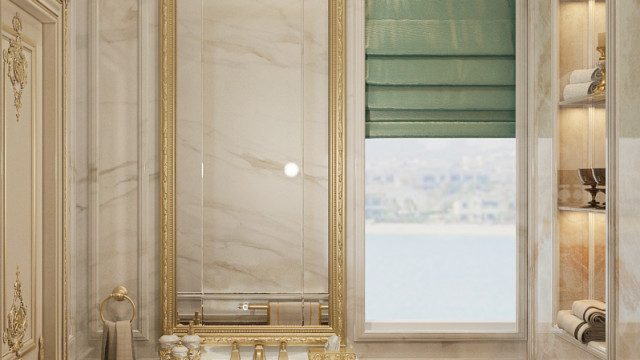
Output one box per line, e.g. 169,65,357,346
349,0,529,341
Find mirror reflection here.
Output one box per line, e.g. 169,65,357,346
174,0,329,326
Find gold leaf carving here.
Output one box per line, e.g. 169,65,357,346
3,13,28,122
63,1,71,358
3,267,29,358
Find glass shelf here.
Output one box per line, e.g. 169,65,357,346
559,92,606,106
552,326,606,359
558,204,606,214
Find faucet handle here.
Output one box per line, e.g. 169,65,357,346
278,342,289,360
253,344,266,360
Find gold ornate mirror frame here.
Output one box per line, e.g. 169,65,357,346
159,0,346,345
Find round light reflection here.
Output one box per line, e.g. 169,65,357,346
284,162,300,178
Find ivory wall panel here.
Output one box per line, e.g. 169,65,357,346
1,5,43,359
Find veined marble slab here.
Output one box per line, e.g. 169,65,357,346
175,0,329,295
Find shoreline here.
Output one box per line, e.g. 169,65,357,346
366,222,515,236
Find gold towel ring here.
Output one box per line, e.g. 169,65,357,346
99,286,137,324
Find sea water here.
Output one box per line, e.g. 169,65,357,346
365,233,517,322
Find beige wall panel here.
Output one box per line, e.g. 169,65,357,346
1,3,43,359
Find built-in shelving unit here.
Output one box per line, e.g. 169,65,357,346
554,0,608,357
558,205,606,214
559,93,606,106
552,326,607,359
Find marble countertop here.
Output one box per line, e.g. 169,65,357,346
200,346,311,360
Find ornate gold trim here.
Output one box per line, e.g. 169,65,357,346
160,0,176,337
159,0,347,345
38,337,44,360
308,348,357,360
3,267,28,358
62,0,70,358
3,13,28,122
329,0,347,345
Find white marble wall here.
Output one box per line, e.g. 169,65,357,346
615,0,640,357
175,0,329,296
70,0,160,358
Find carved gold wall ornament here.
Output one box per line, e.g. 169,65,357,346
3,13,29,122
3,267,29,358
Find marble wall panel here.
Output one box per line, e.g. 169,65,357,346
200,0,305,294
559,0,589,94
617,138,640,356
558,108,589,171
176,0,204,294
69,0,91,355
70,0,161,358
557,211,589,311
302,0,330,296
532,0,557,350
531,0,583,357
173,0,330,296
594,213,606,302
96,0,141,328
616,0,640,357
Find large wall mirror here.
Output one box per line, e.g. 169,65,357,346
159,0,346,345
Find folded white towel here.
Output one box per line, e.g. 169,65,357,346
569,68,602,84
557,310,605,343
563,82,598,101
572,299,606,326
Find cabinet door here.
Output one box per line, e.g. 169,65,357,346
1,3,43,360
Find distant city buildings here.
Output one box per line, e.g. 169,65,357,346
365,139,516,225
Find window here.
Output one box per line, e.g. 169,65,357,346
357,0,526,338
365,138,517,332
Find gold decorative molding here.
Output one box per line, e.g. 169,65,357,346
160,0,176,336
159,0,347,345
200,336,330,346
3,13,29,122
3,267,29,358
62,0,70,358
38,337,44,360
329,0,347,344
308,348,356,360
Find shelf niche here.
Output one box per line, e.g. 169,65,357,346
555,0,607,355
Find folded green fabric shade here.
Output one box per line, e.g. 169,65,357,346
366,0,516,138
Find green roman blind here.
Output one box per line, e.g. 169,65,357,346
365,0,516,138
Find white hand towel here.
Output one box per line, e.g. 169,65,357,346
569,68,602,84
557,310,605,343
563,82,598,101
572,299,606,326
